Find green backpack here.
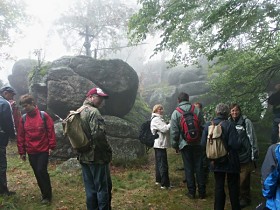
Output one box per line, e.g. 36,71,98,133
63,106,91,153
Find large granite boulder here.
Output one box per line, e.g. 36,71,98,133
52,116,145,161
47,67,96,118
142,85,178,116
8,56,139,118
8,59,36,97
50,56,139,118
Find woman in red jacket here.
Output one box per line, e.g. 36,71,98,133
17,94,56,205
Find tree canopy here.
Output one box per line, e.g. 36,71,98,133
0,0,27,48
129,0,280,118
55,0,135,58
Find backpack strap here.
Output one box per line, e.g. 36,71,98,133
40,111,47,130
22,111,47,129
176,105,193,114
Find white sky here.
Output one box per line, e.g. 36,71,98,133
1,0,73,83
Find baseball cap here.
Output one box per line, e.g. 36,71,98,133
0,86,16,95
86,87,108,98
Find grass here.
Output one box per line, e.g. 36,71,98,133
1,138,271,210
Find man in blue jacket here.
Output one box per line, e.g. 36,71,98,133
261,143,280,210
0,86,16,195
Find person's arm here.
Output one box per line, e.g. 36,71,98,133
245,118,259,161
17,117,26,160
89,110,111,152
227,121,240,150
201,122,209,147
45,113,56,151
170,111,180,150
151,117,170,134
2,102,16,138
261,144,279,199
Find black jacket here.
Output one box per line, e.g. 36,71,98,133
201,115,241,173
0,96,16,146
268,90,280,114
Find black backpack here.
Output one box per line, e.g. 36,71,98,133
138,117,159,153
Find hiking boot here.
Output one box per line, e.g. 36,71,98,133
186,192,195,199
161,185,173,190
41,198,51,205
199,194,206,199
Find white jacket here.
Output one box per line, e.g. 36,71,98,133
150,113,170,149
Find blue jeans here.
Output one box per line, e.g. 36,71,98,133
271,114,280,144
81,163,112,210
181,145,205,196
0,146,8,193
154,148,170,187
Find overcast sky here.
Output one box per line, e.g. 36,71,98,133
1,0,72,83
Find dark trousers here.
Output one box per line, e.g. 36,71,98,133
214,172,241,210
81,162,112,210
0,146,8,193
181,145,205,196
28,152,52,200
154,148,170,187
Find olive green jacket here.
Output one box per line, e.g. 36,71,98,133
78,99,112,164
170,101,205,150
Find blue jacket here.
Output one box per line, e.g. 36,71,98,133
201,115,240,173
0,96,16,146
261,143,280,210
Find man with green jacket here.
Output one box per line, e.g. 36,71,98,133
170,92,206,199
78,87,112,210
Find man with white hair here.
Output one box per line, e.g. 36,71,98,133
268,84,280,144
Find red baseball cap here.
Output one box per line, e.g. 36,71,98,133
86,87,108,98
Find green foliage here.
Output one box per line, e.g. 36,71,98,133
28,63,50,82
123,94,151,128
0,0,27,48
129,0,280,119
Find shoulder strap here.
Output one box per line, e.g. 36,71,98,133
22,111,47,129
40,111,47,129
77,105,89,113
176,105,192,114
22,113,27,124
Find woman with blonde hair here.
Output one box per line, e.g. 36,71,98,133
150,104,171,189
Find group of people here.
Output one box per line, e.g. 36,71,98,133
0,86,112,209
150,92,259,210
1,82,280,210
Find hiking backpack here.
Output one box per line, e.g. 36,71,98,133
176,105,201,143
138,117,159,152
206,121,227,160
63,106,91,152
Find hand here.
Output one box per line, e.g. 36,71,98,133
20,154,26,161
49,149,53,155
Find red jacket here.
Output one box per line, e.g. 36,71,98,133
17,107,56,155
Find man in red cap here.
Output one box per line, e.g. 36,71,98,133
78,87,112,210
